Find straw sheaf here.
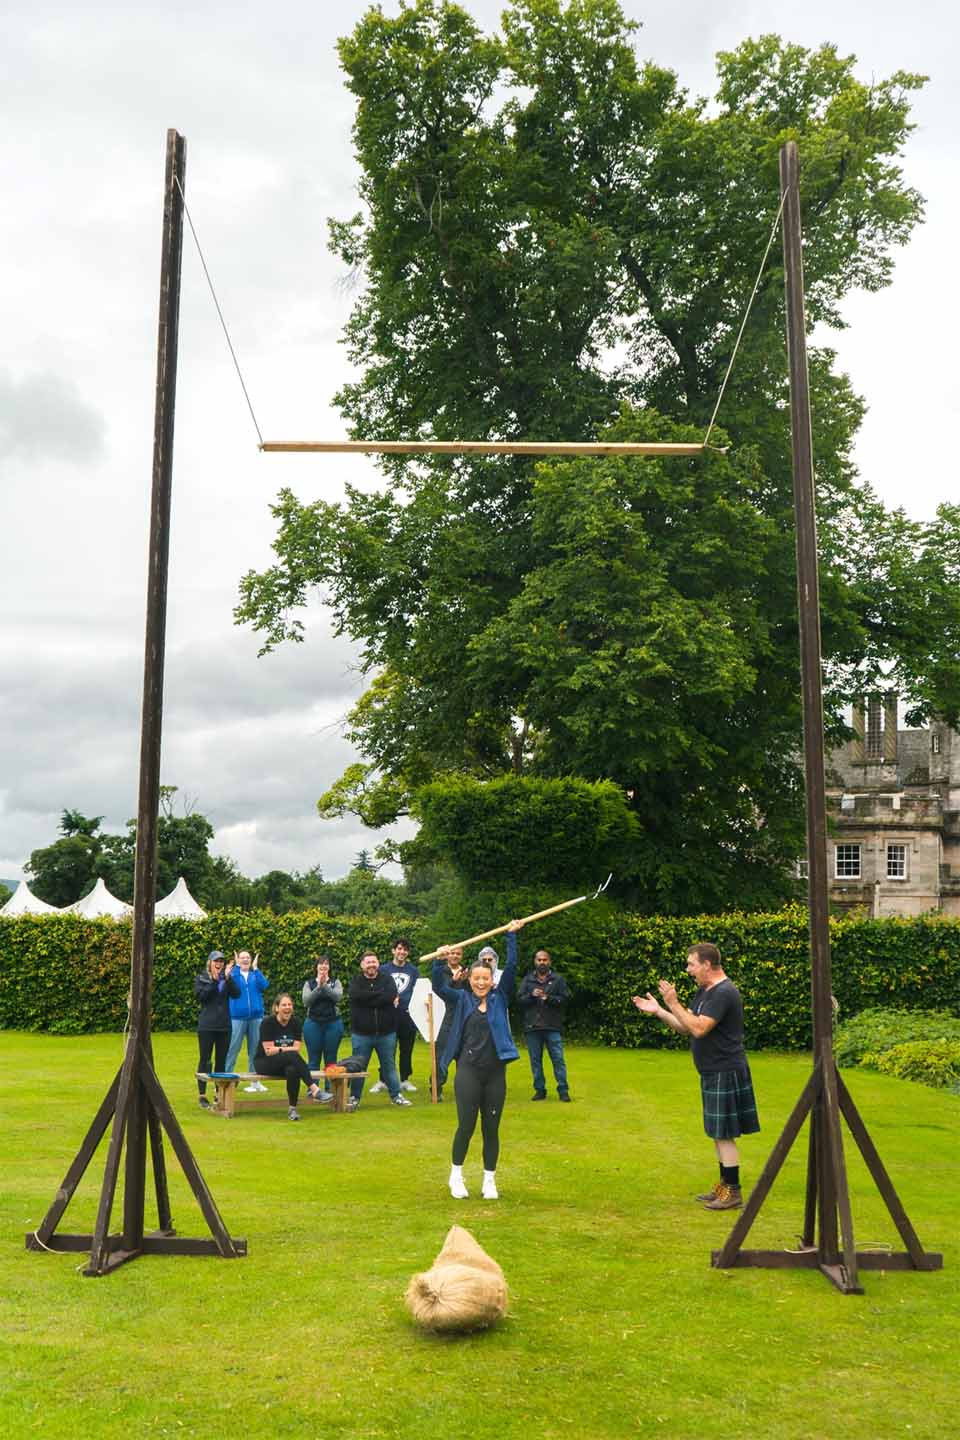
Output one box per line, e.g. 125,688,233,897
405,1226,509,1332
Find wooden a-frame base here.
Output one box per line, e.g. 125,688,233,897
711,1059,942,1293
25,1041,246,1276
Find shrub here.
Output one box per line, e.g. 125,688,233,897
872,1039,960,1092
833,1007,960,1068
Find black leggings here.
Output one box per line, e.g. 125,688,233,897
197,1030,230,1094
255,1051,315,1105
452,1060,507,1171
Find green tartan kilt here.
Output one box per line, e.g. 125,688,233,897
700,1066,761,1140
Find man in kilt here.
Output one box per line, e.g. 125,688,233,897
632,942,759,1210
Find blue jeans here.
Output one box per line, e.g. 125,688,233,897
304,1017,344,1089
225,1016,262,1074
526,1030,569,1097
349,1032,401,1101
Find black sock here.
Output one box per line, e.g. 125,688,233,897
721,1164,740,1187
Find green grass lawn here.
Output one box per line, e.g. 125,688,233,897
1,1033,957,1439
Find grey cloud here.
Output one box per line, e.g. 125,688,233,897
0,369,106,463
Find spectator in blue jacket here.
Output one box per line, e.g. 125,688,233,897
432,919,524,1201
225,950,269,1091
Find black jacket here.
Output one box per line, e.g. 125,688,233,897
517,968,570,1032
194,971,240,1031
348,971,400,1036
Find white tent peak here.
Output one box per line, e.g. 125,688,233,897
0,880,60,915
155,876,206,919
69,877,132,919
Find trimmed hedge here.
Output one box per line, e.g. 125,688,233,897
0,911,426,1034
2,904,959,1045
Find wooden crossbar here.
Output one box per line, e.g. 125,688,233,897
260,440,713,457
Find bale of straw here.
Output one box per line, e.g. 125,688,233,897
405,1226,508,1332
435,1224,505,1279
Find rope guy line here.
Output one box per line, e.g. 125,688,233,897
174,175,264,447
703,189,788,450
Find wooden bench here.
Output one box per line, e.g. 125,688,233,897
196,1071,368,1117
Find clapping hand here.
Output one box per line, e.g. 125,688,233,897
658,979,678,1006
632,993,659,1015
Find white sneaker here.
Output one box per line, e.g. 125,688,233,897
391,1094,413,1107
254,1081,268,1093
288,1107,300,1121
482,1171,499,1200
243,1083,259,1092
369,1081,386,1094
449,1166,468,1199
401,1080,417,1092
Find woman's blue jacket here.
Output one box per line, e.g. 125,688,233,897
228,967,269,1020
431,931,519,1067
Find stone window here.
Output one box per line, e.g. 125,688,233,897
932,733,941,755
887,844,907,880
865,696,884,758
835,843,861,879
795,858,809,879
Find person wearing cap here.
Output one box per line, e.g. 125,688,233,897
518,946,571,1101
432,920,524,1200
194,950,240,1109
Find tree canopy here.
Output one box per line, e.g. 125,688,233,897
236,0,958,912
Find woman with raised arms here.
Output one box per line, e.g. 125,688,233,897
432,919,524,1200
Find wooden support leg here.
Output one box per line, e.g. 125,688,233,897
86,1055,138,1275
147,1099,174,1234
821,1059,861,1293
714,1065,820,1269
837,1072,932,1268
32,1069,121,1245
139,1057,243,1258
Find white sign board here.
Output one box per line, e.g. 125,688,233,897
408,976,445,1043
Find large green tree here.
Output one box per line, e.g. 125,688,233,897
236,0,957,911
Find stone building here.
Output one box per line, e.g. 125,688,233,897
823,696,960,916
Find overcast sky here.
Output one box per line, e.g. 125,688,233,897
2,0,957,888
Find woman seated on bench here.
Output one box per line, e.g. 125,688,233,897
255,993,324,1121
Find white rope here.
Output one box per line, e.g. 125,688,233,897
703,189,788,449
173,175,264,447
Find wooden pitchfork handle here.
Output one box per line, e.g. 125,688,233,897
418,879,611,964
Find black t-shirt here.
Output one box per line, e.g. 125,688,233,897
256,1015,302,1060
690,979,747,1074
460,1006,496,1068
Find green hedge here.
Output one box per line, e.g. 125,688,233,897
833,1006,960,1067
2,904,959,1044
0,911,426,1034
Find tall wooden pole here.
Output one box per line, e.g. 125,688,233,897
27,131,245,1273
710,141,940,1290
121,126,186,1252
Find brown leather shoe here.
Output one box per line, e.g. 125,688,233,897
702,1183,742,1210
695,1181,723,1203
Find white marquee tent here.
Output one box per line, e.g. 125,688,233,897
154,876,206,919
68,877,132,919
0,880,60,915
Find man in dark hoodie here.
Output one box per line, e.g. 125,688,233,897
517,946,571,1102
347,950,412,1109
